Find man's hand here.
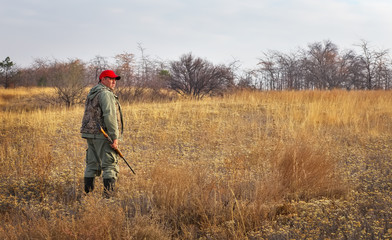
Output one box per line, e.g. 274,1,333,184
111,139,119,150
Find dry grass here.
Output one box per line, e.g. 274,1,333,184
0,87,56,111
0,88,392,239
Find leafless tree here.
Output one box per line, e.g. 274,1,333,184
30,58,52,86
258,52,279,90
256,40,383,91
335,50,364,90
134,43,168,90
52,59,87,107
301,40,343,89
257,50,305,90
113,51,146,102
90,55,109,83
115,52,135,85
237,69,258,89
274,51,303,90
356,40,390,89
168,53,234,99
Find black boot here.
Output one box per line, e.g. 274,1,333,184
103,178,116,198
84,177,95,194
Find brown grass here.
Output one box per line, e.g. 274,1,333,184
0,88,391,239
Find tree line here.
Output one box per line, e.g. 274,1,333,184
0,40,391,104
240,39,391,90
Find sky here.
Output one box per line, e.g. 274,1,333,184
1,0,392,70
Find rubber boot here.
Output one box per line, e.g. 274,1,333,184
103,178,116,198
84,177,95,194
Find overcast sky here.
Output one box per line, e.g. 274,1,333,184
1,0,391,69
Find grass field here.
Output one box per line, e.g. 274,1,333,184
0,88,391,239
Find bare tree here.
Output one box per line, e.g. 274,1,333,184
52,59,87,107
113,51,147,102
382,57,392,89
85,55,110,85
257,50,304,90
30,58,52,86
11,67,32,87
301,40,343,89
335,50,364,90
237,69,258,89
168,53,234,99
258,52,279,90
356,40,389,89
90,55,109,80
273,51,303,90
111,45,171,103
135,43,168,90
115,52,135,85
137,43,150,84
256,41,375,90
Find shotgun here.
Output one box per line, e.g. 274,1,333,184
99,126,136,175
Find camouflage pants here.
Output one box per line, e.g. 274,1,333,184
84,138,119,179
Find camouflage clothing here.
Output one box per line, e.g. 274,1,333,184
81,83,124,180
81,83,123,140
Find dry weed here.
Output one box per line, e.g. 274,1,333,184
1,88,392,239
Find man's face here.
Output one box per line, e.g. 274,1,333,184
101,77,117,90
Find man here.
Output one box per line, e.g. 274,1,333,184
80,69,124,197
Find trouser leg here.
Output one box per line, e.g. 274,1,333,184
100,140,119,180
84,139,102,178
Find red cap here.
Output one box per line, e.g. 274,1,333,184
99,70,121,80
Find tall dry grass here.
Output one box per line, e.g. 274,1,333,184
0,88,392,239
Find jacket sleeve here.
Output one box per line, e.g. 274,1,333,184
99,90,119,140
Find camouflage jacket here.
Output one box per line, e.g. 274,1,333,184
80,83,123,140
